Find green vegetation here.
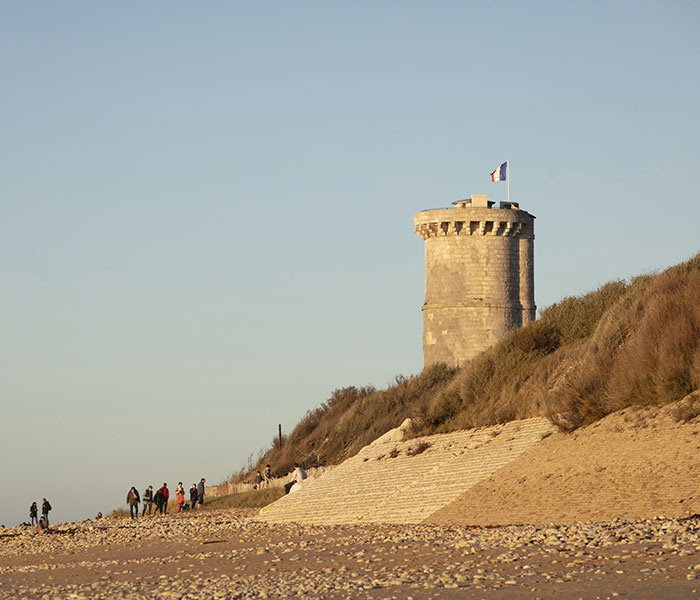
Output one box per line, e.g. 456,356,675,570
234,253,700,482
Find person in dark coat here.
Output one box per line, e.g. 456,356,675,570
126,487,140,519
142,485,154,516
189,484,198,510
153,487,165,514
35,516,48,533
41,499,52,526
197,478,205,506
29,502,38,526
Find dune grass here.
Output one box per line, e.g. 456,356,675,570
231,253,700,482
199,488,285,511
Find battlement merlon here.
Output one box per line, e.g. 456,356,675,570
414,195,535,241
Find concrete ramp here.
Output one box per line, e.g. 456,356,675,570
257,417,556,525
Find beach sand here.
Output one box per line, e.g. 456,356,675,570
2,509,700,599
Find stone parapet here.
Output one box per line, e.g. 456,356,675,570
414,207,534,240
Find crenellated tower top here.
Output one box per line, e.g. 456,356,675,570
414,194,536,367
414,195,534,240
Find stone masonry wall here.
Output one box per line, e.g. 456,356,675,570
414,198,535,367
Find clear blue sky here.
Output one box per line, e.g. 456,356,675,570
2,1,698,525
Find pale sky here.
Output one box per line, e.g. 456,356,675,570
2,1,699,526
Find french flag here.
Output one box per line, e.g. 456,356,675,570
490,161,508,182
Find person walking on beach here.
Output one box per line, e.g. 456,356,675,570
160,483,170,514
142,485,154,516
41,498,52,526
29,502,38,526
126,487,140,519
253,471,264,489
284,463,307,494
175,482,185,512
189,484,198,510
153,486,165,514
197,478,205,507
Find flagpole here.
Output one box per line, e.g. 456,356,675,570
507,159,510,204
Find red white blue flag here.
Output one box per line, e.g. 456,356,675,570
490,161,508,182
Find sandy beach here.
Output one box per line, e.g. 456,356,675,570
2,510,700,599
429,402,700,527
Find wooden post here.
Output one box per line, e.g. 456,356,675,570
278,424,282,450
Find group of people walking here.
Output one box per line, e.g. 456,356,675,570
126,479,205,519
29,499,52,529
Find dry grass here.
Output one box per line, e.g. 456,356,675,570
671,392,700,423
232,253,700,481
232,365,456,480
201,488,285,511
406,441,431,456
409,253,700,434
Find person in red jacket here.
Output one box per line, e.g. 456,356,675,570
159,483,169,514
175,482,185,512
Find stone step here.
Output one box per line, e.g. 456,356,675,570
257,416,556,525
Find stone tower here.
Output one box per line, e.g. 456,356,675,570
414,194,535,367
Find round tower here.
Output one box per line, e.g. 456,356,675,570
414,194,535,367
